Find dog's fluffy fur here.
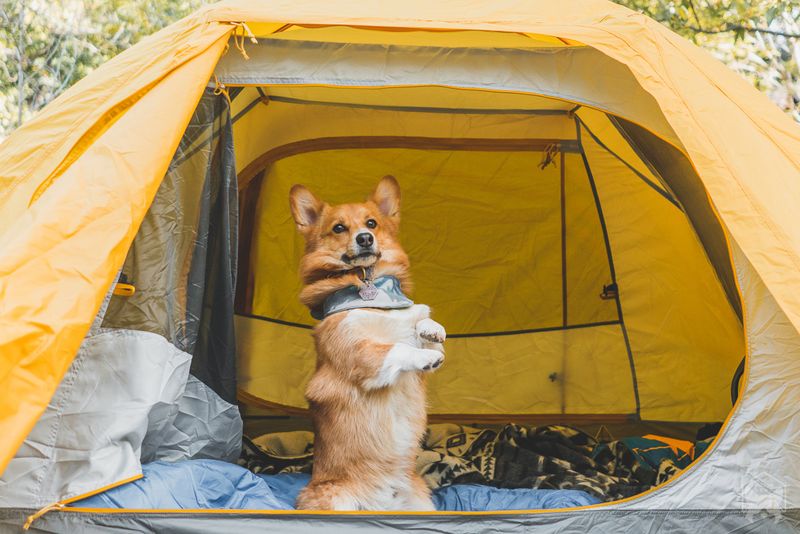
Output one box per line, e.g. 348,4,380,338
289,176,446,511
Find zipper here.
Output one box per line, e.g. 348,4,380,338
23,474,143,530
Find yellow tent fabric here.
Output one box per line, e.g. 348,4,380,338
0,0,798,481
231,101,741,421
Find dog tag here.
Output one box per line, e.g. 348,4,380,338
359,280,379,301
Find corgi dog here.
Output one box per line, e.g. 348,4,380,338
289,175,446,511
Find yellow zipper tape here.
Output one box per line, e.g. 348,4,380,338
23,474,143,530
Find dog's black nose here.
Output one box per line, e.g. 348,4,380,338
356,232,374,247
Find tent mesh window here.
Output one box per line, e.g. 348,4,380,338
103,88,240,403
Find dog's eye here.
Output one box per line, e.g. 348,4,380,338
332,223,347,234
366,219,377,229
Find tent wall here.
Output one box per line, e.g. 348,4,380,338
237,143,636,417
231,90,743,422
611,117,742,318
614,239,800,510
576,110,743,421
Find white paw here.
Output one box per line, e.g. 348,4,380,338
412,348,444,372
416,318,446,344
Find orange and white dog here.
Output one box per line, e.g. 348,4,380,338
289,175,446,511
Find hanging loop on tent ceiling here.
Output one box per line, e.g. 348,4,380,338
213,74,232,107
23,502,65,530
538,143,560,170
227,21,258,60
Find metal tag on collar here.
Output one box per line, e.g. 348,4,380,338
358,266,379,301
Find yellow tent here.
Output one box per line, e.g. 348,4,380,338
1,0,799,530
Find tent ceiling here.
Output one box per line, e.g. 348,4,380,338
214,36,683,152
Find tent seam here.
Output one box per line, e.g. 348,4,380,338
575,116,682,211
575,117,641,418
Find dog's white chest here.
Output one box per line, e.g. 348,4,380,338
341,304,431,347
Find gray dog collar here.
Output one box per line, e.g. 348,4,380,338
312,275,414,320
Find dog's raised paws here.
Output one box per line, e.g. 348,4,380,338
417,318,446,344
414,348,444,372
422,357,444,371
422,356,444,372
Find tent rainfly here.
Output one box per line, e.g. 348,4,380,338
0,0,799,532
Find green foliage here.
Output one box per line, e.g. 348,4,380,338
618,0,799,38
616,0,800,121
0,0,798,138
0,0,210,134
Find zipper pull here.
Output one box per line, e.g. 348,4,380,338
23,502,65,530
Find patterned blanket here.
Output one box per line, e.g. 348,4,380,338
239,424,715,502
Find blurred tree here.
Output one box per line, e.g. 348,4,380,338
0,0,209,134
617,0,800,121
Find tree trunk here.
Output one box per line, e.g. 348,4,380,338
15,0,25,128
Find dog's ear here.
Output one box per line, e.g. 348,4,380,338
290,185,324,233
370,175,401,221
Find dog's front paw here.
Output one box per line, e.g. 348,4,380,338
416,318,446,344
413,348,445,372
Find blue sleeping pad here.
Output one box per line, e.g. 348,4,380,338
75,460,600,511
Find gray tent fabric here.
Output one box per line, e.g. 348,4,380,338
185,93,240,404
0,328,192,508
149,375,243,463
3,508,800,533
212,37,679,148
0,282,241,509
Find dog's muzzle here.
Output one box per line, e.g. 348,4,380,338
344,231,379,266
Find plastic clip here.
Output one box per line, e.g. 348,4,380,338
113,273,136,297
600,283,618,300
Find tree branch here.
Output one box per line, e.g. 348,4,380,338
670,21,800,39
687,0,704,31
15,0,26,128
